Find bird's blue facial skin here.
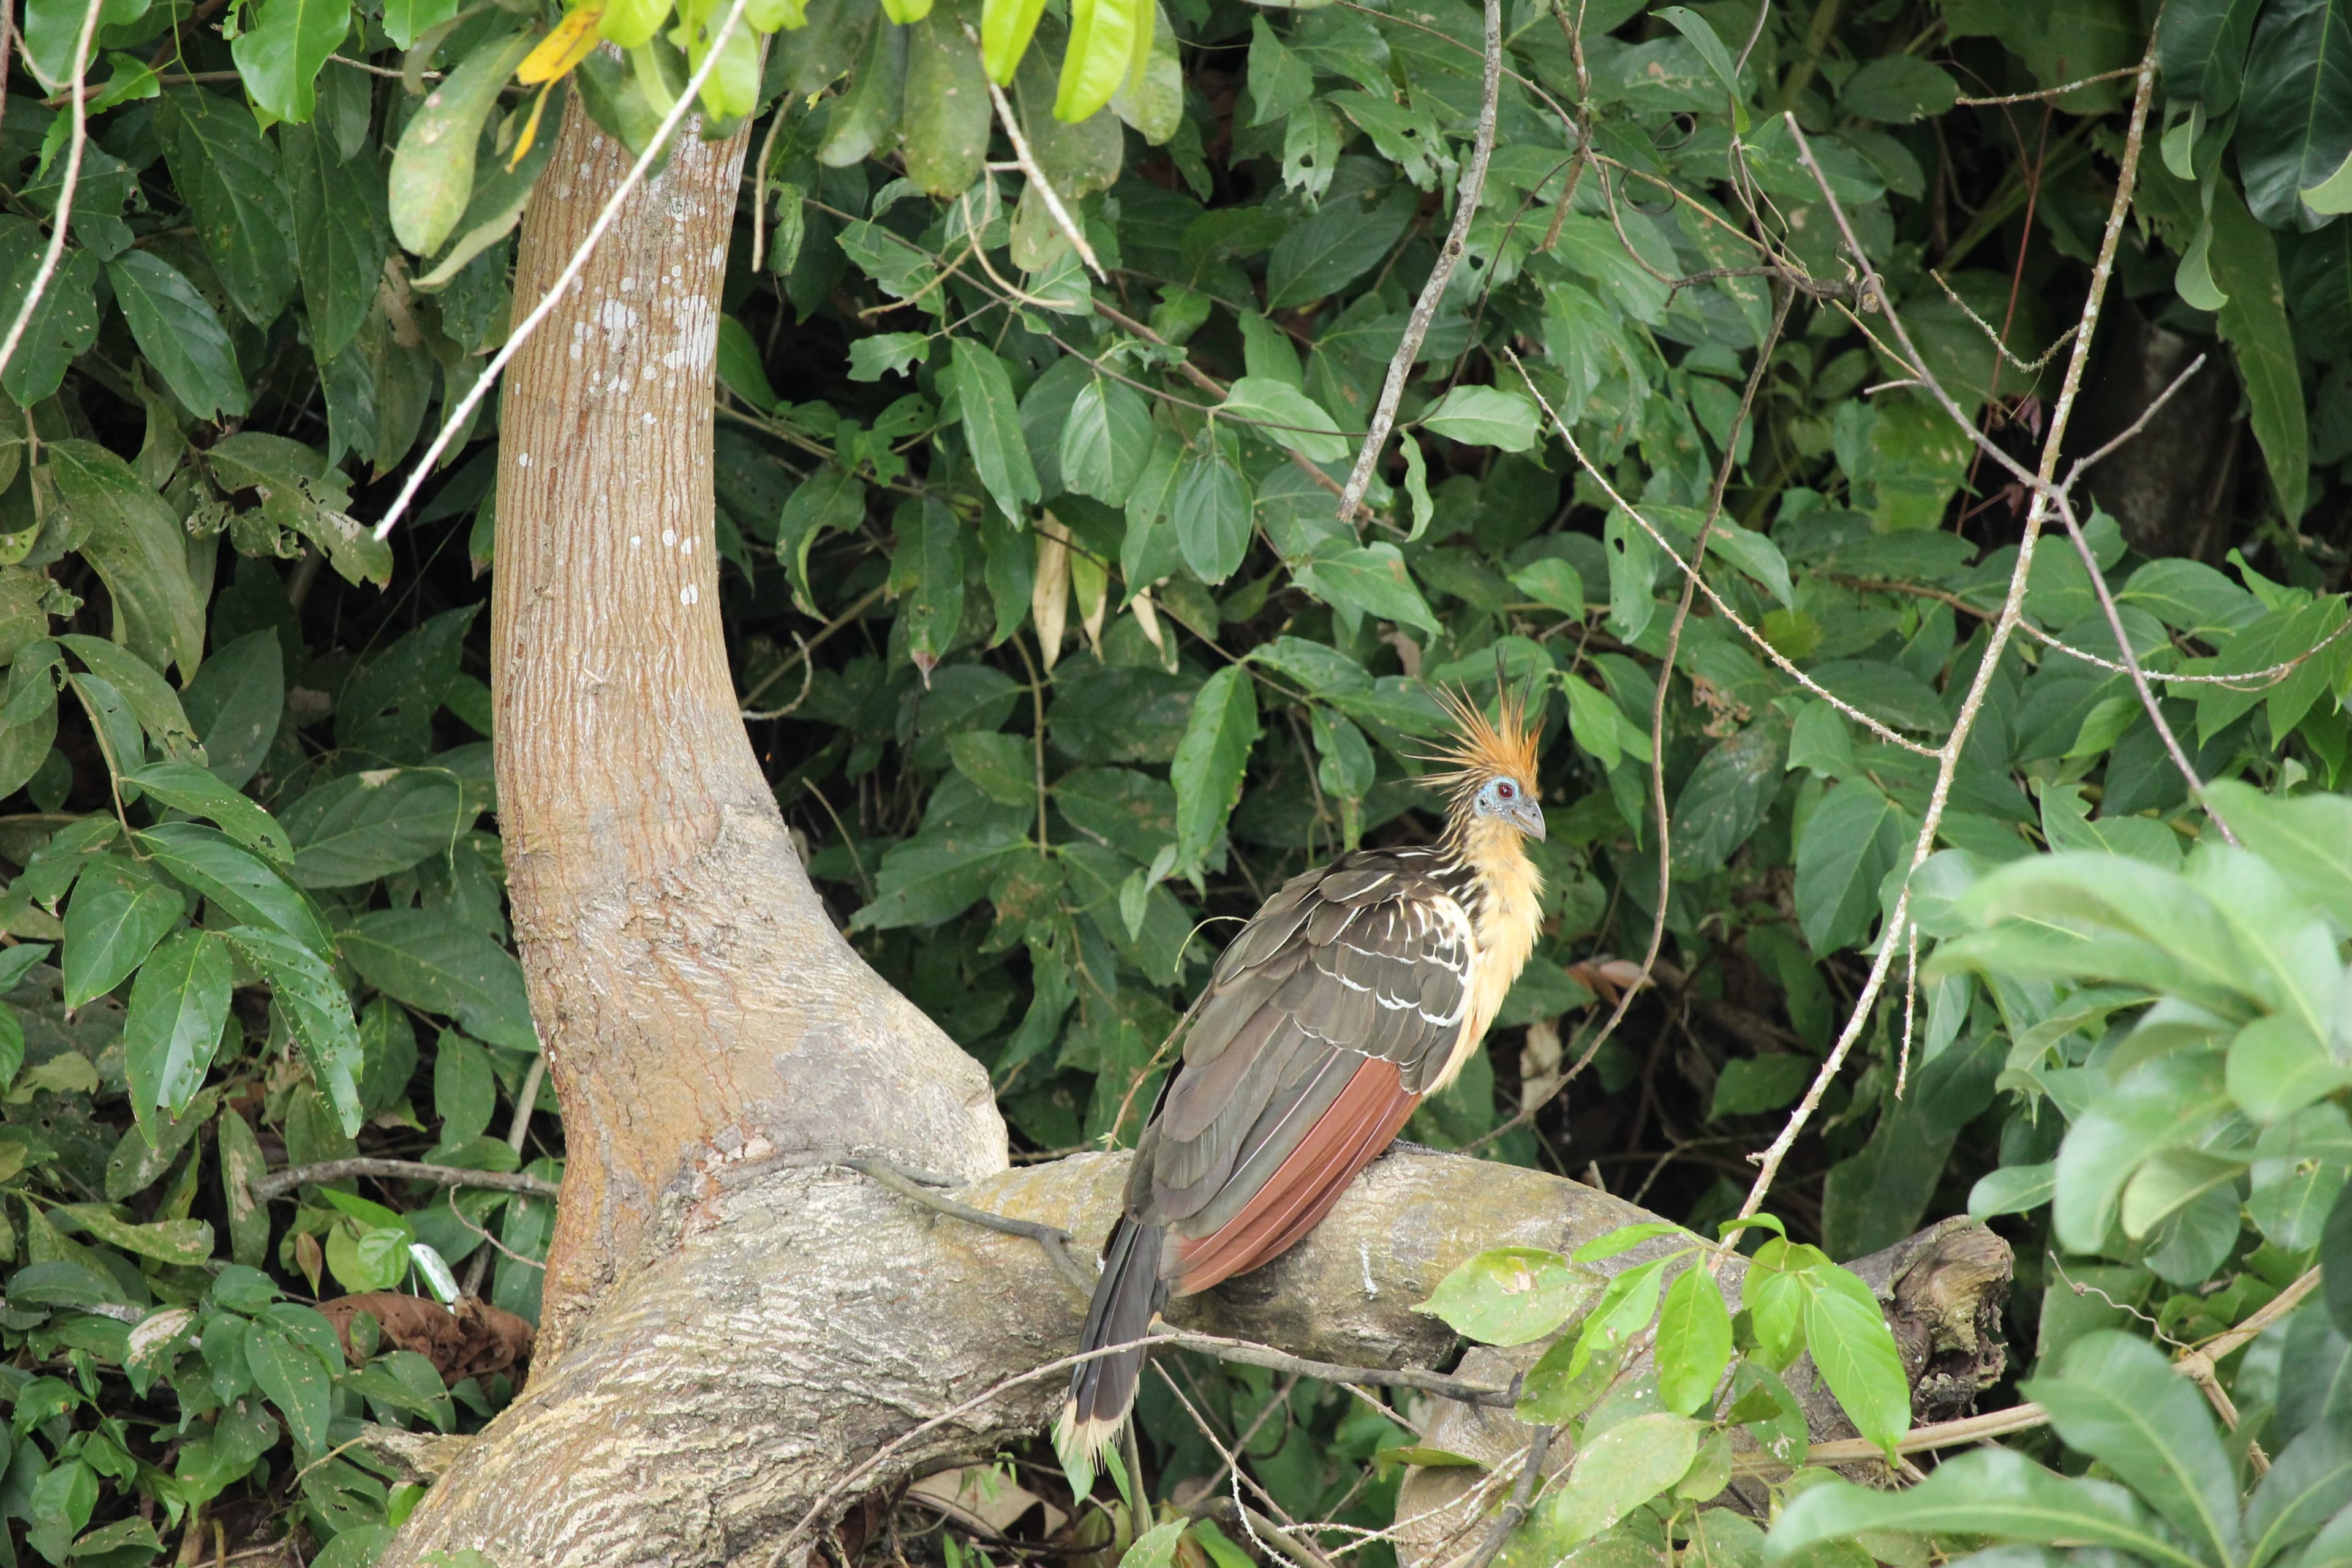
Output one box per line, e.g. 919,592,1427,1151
1474,777,1548,841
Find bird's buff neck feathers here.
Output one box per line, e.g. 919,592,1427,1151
1430,813,1544,1094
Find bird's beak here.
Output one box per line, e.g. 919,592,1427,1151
1513,797,1547,843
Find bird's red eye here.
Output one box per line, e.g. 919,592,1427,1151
1497,782,1515,799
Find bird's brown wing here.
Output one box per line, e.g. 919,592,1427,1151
1126,853,1477,1294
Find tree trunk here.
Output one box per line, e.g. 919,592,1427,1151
380,105,2013,1568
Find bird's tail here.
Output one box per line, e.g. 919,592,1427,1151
1055,1216,1166,1491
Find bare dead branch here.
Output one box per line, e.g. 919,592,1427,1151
1147,1327,1517,1408
1954,66,2141,105
1735,36,2163,1223
2062,353,2211,483
1336,0,1504,526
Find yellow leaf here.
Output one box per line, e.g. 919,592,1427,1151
980,0,1048,85
518,3,605,84
508,80,559,169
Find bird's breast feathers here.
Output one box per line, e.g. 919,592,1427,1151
1425,824,1544,1096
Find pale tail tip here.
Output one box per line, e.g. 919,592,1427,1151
1052,1400,1126,1499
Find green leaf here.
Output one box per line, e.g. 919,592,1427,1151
1120,1521,1190,1568
219,1108,271,1267
223,925,365,1134
1417,1246,1587,1346
137,822,334,956
2021,1330,2241,1562
1221,376,1348,463
1063,375,1156,501
1655,6,1748,127
1969,1161,2057,1218
388,31,537,256
2205,780,2352,933
1174,443,1251,584
949,340,1042,524
1419,386,1539,451
2239,0,2352,228
891,497,967,677
54,1203,214,1264
0,218,100,406
904,10,992,195
106,251,248,419
122,929,232,1129
847,331,930,383
159,89,297,326
47,440,206,680
1171,665,1258,880
281,768,470,886
1838,55,1958,120
244,1317,332,1456
1511,557,1584,617
57,635,200,760
2207,177,2310,521
341,909,535,1052
1057,0,1144,121
948,731,1037,808
62,872,183,1007
776,466,869,614
2160,0,2263,113
1763,1449,2209,1568
1562,674,1646,773
23,0,151,89
1794,780,1907,954
2247,1427,2352,1568
1670,728,1782,873
123,762,290,861
1798,1260,1910,1453
1541,1414,1700,1545
1248,16,1314,124
1301,544,1441,636
230,0,349,121
1654,1265,1733,1415
383,0,458,48
1264,182,1416,310
1572,1221,1684,1262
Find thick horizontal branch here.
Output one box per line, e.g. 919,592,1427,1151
251,1159,562,1204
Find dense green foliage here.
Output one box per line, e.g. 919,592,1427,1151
0,0,2347,1550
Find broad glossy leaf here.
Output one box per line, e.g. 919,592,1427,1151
1763,1449,2200,1567
160,89,297,326
1174,444,1251,584
1057,0,1142,121
123,762,290,861
1670,728,1782,874
2239,0,2352,228
904,10,991,195
1839,55,1957,119
1172,665,1258,880
1793,780,1906,955
1221,376,1348,463
62,872,183,1006
1653,1265,1732,1415
2250,1427,2352,1568
1417,1246,1586,1346
388,31,538,257
1541,1414,1700,1546
281,768,469,886
122,929,232,1128
244,1317,331,1456
1301,544,1441,636
891,497,966,677
1264,182,1415,310
0,217,100,406
1798,1260,1909,1452
342,910,535,1052
47,440,206,679
137,823,334,955
950,341,1042,524
1063,375,1156,501
230,0,350,121
2208,179,2310,521
2022,1330,2240,1564
181,630,284,791
2160,0,2264,111
224,925,364,1133
1420,386,1539,451
106,252,247,419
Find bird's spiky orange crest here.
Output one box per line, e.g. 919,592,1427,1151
1420,682,1542,805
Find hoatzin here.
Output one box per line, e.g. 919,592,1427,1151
1059,684,1548,1468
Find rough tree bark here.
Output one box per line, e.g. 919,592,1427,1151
380,108,2014,1568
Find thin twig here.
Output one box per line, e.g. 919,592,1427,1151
846,1158,1096,1295
0,0,104,389
1147,1327,1517,1408
1734,38,2163,1222
1334,0,1502,526
1452,1427,1551,1568
750,104,788,274
372,0,761,541
2062,353,2209,482
251,1158,562,1204
964,28,1104,283
1954,66,2141,105
741,584,888,711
